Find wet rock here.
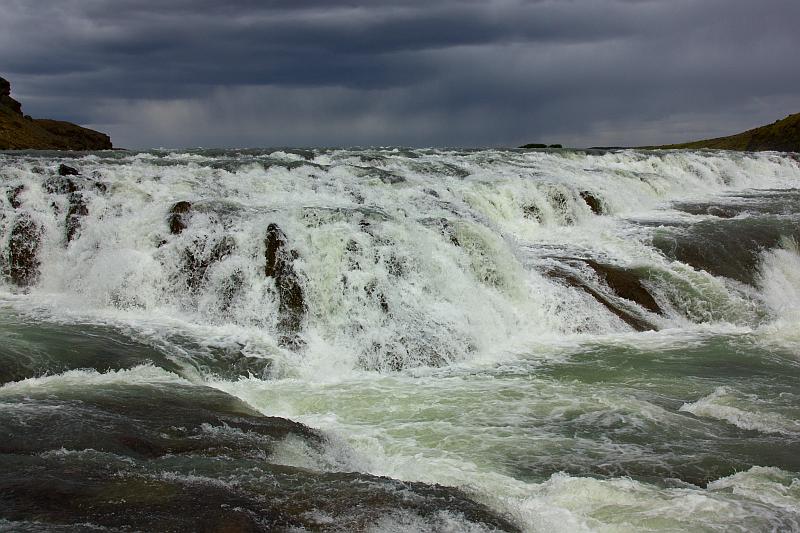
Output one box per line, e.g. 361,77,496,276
580,191,604,215
3,214,42,287
168,201,192,235
421,217,461,246
522,204,542,222
584,260,662,315
365,280,390,313
217,268,245,313
7,185,24,209
652,217,800,285
65,192,89,243
264,223,306,348
546,260,660,332
184,235,236,291
58,164,80,177
0,383,519,532
43,175,78,195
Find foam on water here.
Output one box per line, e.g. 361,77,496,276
0,364,188,395
680,386,800,436
3,149,800,531
2,149,798,376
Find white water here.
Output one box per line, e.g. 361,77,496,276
2,149,798,374
2,148,800,531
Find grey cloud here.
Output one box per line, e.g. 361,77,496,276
1,0,798,148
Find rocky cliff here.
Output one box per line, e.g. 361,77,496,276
0,76,113,150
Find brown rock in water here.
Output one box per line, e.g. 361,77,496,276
0,76,113,150
65,193,89,243
168,201,192,235
58,164,80,176
546,259,661,332
265,223,306,347
4,214,42,287
580,191,604,215
43,174,78,195
184,235,235,291
583,260,662,314
7,185,24,209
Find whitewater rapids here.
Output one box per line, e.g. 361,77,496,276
1,147,800,531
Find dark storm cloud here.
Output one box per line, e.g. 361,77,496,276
2,0,799,147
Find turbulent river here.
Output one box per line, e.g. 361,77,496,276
1,148,800,531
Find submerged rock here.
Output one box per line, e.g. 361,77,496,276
265,223,306,348
0,381,519,532
3,214,42,287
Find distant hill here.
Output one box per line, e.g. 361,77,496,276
0,76,112,150
649,113,800,152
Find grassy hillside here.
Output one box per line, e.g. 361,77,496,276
0,76,112,150
651,113,800,152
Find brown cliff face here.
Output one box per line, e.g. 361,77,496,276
0,76,113,150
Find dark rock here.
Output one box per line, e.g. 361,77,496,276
421,217,461,246
43,174,78,195
217,268,245,313
522,204,542,221
0,76,22,115
4,214,42,287
546,260,661,332
580,191,604,215
520,143,547,149
365,280,390,313
65,193,89,243
7,185,24,209
584,260,662,314
549,144,563,148
184,235,235,291
93,181,108,194
265,223,306,348
58,164,80,176
168,201,192,235
0,382,519,532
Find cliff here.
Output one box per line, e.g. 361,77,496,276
0,76,113,150
650,112,800,152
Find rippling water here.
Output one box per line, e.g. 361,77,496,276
1,148,799,531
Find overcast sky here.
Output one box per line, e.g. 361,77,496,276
2,0,799,149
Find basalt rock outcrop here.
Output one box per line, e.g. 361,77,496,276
265,223,306,348
0,76,113,150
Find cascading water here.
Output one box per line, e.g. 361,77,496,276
1,148,799,531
